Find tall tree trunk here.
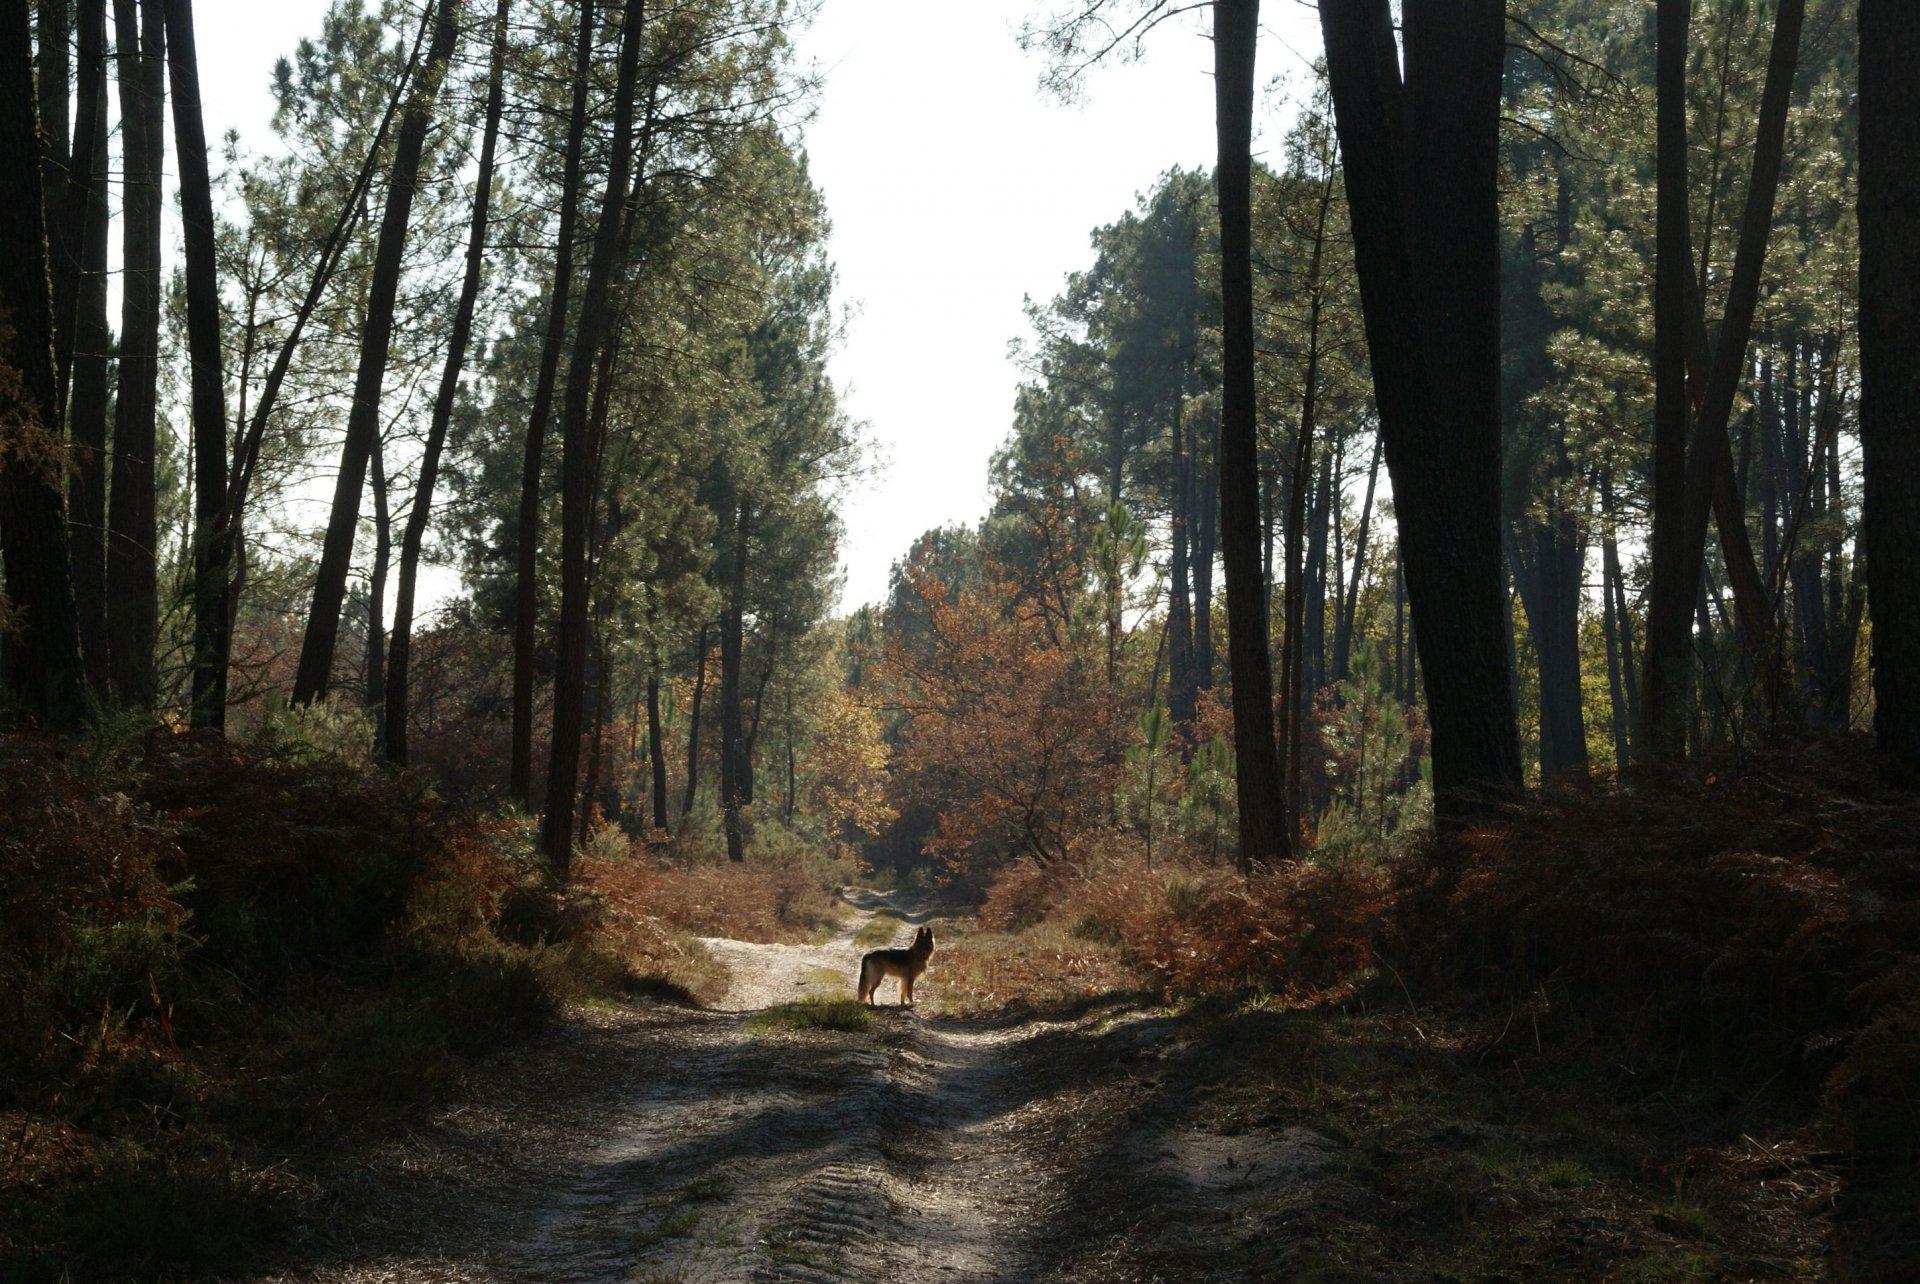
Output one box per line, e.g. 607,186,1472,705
38,0,75,421
0,0,83,727
512,0,596,802
1600,469,1637,766
719,500,750,863
540,0,646,873
1858,0,1920,774
293,0,461,705
1600,529,1631,770
1216,0,1291,868
647,669,668,830
1193,418,1217,691
1303,440,1333,710
1644,0,1806,755
67,0,110,697
683,623,708,817
164,0,231,730
1319,0,1522,823
364,436,391,723
742,615,778,800
1510,433,1589,779
1167,395,1195,729
1281,172,1333,818
579,624,607,845
106,0,163,709
386,0,508,764
1332,432,1381,682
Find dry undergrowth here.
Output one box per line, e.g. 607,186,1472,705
936,738,1918,1280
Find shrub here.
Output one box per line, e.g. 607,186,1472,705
1388,739,1920,1153
1058,857,1387,997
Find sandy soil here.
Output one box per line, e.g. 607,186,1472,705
251,890,1344,1284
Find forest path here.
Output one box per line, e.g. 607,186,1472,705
267,889,1062,1283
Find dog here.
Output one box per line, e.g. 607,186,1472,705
856,925,934,1006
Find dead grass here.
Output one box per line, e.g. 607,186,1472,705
928,916,1137,1016
623,849,846,945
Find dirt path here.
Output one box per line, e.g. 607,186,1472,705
256,889,1365,1284
265,891,1056,1283
496,891,1042,1283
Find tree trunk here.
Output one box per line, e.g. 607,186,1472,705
1303,440,1333,711
1509,433,1589,779
164,0,232,730
363,438,392,726
1192,418,1217,691
38,0,74,421
1332,432,1381,682
1643,0,1805,756
0,0,83,727
683,623,708,817
512,0,596,803
647,669,668,829
1599,469,1637,767
579,625,607,845
1166,394,1195,729
67,0,110,697
293,0,461,706
106,0,163,709
386,0,508,764
1319,0,1522,824
719,500,750,863
1281,173,1333,818
1858,0,1920,775
540,0,646,873
1215,0,1291,869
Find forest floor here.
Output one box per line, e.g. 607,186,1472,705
245,889,1864,1284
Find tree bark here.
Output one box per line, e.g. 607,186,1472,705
106,0,163,708
683,622,708,817
1643,0,1689,760
719,499,751,863
37,0,74,422
66,0,110,696
1858,0,1920,776
293,0,460,706
363,436,392,720
0,0,83,727
512,0,596,803
1281,171,1333,817
163,0,233,730
540,0,646,873
386,0,509,764
1216,0,1291,869
647,670,668,830
1318,0,1522,823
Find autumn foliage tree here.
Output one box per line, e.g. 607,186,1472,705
880,535,1124,875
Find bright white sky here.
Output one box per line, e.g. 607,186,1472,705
190,0,1329,614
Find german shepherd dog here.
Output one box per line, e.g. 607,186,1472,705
857,925,935,1006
